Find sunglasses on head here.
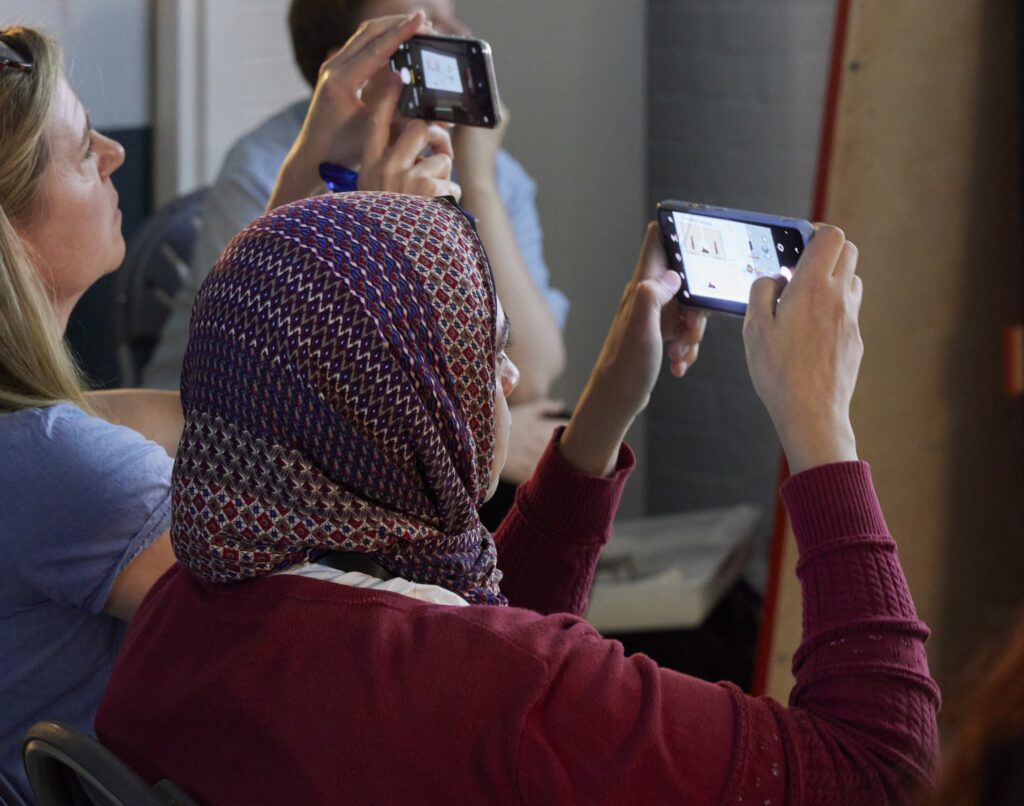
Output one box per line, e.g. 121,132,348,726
0,36,32,74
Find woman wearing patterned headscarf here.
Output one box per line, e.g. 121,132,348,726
97,193,939,804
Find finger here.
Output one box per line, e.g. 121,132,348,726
386,119,437,171
833,239,859,281
850,273,864,310
411,178,462,201
789,224,845,289
361,72,404,170
631,222,671,284
684,309,708,342
747,274,788,324
424,124,454,160
344,11,426,88
410,153,454,180
661,300,704,344
362,66,401,109
343,11,424,56
436,180,462,202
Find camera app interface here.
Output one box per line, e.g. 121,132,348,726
422,49,463,93
392,37,496,127
670,211,802,304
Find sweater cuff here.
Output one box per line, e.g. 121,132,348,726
781,461,888,552
515,427,635,545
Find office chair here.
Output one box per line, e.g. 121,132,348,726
0,766,30,806
114,187,209,386
22,721,196,806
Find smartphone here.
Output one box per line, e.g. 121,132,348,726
657,200,814,316
389,34,501,128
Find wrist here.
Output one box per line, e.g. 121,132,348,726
296,122,361,175
560,387,635,478
456,175,500,198
780,418,858,475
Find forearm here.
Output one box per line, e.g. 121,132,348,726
495,431,633,615
722,462,940,803
85,390,184,458
267,143,324,213
460,182,565,400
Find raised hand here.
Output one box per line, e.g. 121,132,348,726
560,222,708,477
743,224,863,474
268,12,431,210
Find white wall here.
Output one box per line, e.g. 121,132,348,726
0,0,150,129
153,0,307,205
459,0,648,514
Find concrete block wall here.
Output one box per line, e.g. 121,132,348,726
645,0,836,587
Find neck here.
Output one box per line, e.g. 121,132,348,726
52,293,79,334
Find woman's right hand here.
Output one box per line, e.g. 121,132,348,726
743,224,863,474
301,11,427,168
268,12,432,210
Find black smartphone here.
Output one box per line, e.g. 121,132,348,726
389,34,501,128
657,200,815,316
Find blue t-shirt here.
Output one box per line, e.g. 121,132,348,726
0,403,172,802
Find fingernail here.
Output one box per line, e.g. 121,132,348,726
678,361,689,376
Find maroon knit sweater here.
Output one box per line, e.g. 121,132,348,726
96,440,939,804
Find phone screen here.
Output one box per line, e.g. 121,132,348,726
391,36,499,128
662,209,806,315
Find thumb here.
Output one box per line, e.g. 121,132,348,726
640,268,682,310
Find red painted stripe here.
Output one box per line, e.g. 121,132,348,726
751,0,853,696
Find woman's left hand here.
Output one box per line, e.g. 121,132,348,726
560,222,708,477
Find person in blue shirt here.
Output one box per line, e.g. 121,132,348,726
0,14,454,801
145,0,571,516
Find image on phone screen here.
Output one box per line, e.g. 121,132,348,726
662,208,807,315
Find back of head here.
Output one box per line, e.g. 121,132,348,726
0,26,88,413
288,0,372,88
173,191,506,604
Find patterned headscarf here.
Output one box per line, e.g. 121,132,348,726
172,192,505,604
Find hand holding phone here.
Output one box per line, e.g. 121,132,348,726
658,200,814,316
744,224,862,473
389,34,501,128
560,223,708,478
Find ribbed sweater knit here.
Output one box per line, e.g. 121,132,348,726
96,438,940,804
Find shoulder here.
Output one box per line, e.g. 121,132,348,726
4,402,169,458
214,99,309,192
0,405,173,610
0,403,172,493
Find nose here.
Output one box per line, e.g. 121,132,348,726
97,132,126,180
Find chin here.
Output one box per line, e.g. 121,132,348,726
105,240,126,275
483,478,500,502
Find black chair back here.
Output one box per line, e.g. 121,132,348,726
114,187,209,386
0,766,30,806
22,721,196,806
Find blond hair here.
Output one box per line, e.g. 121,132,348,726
0,26,90,413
